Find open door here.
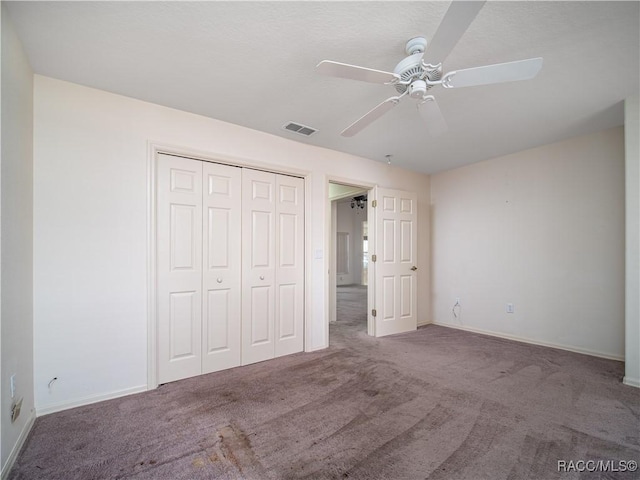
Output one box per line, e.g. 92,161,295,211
371,186,417,337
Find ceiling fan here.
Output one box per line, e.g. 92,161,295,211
316,0,543,137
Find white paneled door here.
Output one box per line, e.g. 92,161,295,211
202,161,242,374
373,187,417,337
157,154,203,383
241,170,305,365
241,168,276,365
274,174,305,358
157,154,304,384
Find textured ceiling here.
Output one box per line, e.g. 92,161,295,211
6,1,639,174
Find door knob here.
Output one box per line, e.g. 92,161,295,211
217,278,223,283
411,266,418,271
260,275,265,280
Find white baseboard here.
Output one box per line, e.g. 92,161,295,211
430,321,624,362
36,385,148,416
623,376,640,388
1,411,36,480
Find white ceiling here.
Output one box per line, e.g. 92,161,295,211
329,183,368,202
6,1,639,174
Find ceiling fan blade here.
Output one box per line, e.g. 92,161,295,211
316,60,400,84
341,97,401,137
423,0,486,65
418,97,448,136
444,57,543,88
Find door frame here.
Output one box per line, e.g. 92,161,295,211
327,177,376,338
147,142,311,390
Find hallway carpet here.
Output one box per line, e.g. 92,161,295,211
9,286,639,479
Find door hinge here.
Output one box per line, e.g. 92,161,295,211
372,309,377,317
372,200,377,208
371,254,377,262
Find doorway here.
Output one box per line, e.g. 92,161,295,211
328,181,419,341
329,182,370,337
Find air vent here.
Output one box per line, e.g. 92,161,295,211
282,122,318,137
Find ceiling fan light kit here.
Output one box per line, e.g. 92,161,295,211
351,195,367,210
316,0,543,138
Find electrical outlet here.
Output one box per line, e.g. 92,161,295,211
506,303,514,314
10,374,16,398
11,398,22,423
455,297,460,305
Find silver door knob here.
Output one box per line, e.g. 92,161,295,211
411,266,418,271
217,278,223,283
260,275,265,280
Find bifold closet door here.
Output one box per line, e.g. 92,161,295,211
241,170,305,365
274,174,305,358
157,154,203,384
241,169,276,365
158,156,242,383
158,154,304,381
202,162,242,374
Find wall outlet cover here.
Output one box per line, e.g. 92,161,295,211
11,398,23,423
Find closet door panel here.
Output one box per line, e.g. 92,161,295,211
202,162,242,373
206,289,230,350
169,292,199,358
242,169,276,365
278,283,297,339
157,154,203,384
275,175,305,357
250,286,272,344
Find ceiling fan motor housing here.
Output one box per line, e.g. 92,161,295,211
393,49,442,95
409,80,427,98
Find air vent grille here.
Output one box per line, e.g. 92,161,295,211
282,122,318,137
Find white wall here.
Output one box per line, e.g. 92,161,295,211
430,127,625,360
625,95,640,386
336,202,355,286
33,75,431,412
335,200,368,286
1,3,35,474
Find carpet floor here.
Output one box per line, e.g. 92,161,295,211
9,285,640,479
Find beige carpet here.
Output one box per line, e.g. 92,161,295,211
9,285,639,479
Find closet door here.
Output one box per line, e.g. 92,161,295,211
242,169,276,365
275,175,305,357
157,154,203,384
202,162,242,373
